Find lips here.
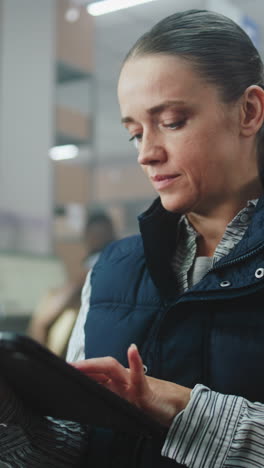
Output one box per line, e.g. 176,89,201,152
151,174,179,190
152,174,176,181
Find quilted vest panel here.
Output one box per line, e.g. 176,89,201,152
84,234,264,467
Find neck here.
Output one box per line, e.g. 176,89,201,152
187,195,260,257
187,150,264,256
189,216,230,257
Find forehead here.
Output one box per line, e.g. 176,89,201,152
117,54,221,117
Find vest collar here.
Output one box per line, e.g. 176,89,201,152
138,198,180,296
138,196,264,296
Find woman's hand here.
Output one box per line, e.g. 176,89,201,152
72,344,191,427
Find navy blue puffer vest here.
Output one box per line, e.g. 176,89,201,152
84,197,264,467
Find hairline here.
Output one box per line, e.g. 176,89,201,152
121,50,241,105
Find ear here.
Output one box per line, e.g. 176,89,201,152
240,85,264,137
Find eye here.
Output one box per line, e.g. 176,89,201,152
163,120,186,130
129,134,142,150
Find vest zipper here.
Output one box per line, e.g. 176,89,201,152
152,243,264,378
207,242,264,274
145,243,264,377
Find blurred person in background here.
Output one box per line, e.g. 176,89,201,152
27,210,116,357
2,8,264,468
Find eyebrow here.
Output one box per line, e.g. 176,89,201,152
121,100,187,124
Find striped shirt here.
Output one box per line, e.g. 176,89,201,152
1,200,264,467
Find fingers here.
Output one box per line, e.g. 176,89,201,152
81,372,112,384
72,357,129,386
72,347,149,404
72,351,191,427
127,344,147,394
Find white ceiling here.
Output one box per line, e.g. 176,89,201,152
73,0,264,164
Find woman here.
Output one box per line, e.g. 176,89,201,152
1,8,264,468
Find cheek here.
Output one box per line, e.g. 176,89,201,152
181,130,217,166
168,136,204,172
175,138,217,192
140,164,148,176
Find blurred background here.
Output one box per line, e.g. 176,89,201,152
0,0,262,336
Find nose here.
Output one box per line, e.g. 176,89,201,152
137,135,167,166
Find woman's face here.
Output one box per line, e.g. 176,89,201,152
118,54,246,216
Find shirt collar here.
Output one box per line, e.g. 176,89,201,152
178,199,258,240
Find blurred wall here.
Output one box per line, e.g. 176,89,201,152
0,0,55,254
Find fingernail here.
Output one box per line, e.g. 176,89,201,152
130,343,138,350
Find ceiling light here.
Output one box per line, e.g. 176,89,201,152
87,0,155,16
65,7,80,22
49,145,79,161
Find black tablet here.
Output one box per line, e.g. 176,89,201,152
0,332,165,439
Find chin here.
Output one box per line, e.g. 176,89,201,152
160,199,183,214
159,194,182,213
160,194,195,215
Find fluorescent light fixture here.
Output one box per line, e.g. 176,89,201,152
49,145,79,161
87,0,155,16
